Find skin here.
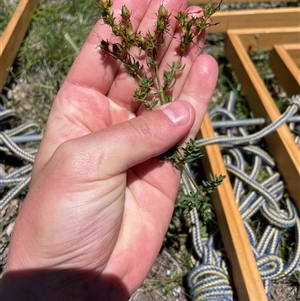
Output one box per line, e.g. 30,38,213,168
1,0,218,300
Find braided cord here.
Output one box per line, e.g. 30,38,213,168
196,95,299,148
0,132,35,162
0,176,31,209
182,169,235,301
0,107,40,209
184,93,300,300
1,95,299,299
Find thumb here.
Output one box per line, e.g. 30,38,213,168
63,101,195,178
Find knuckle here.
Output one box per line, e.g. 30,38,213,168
127,115,162,144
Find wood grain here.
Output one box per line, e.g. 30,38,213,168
198,114,268,301
0,0,39,91
235,27,300,51
282,43,300,67
189,0,297,4
226,31,300,212
270,44,300,97
206,8,299,33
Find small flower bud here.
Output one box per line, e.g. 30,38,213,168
100,40,110,52
121,5,131,19
137,35,145,48
158,5,167,18
100,0,112,10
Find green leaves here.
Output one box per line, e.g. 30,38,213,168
98,1,224,233
163,60,185,92
160,139,202,170
175,4,219,54
175,173,225,225
139,75,154,89
202,174,226,193
133,76,153,103
98,3,218,108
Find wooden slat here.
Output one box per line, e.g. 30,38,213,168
270,44,300,97
198,114,267,301
282,43,300,68
233,27,300,51
0,0,39,91
189,0,297,3
226,32,300,212
205,8,300,33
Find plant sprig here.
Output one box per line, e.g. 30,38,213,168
160,138,202,170
99,0,219,108
98,1,224,223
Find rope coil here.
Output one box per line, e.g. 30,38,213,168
0,95,299,299
0,106,39,209
183,93,300,300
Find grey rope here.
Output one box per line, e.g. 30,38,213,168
184,93,300,300
0,106,40,209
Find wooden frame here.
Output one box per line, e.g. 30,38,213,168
187,7,300,34
1,3,298,300
234,27,300,51
225,29,300,212
0,0,39,91
197,8,299,299
198,115,268,301
281,43,300,67
209,8,299,33
270,44,300,96
189,0,297,3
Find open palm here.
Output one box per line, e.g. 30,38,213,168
5,0,218,299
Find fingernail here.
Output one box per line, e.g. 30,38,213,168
162,102,191,126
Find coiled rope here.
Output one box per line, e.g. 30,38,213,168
0,95,299,300
0,106,40,209
183,93,300,300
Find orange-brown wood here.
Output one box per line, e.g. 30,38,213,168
270,44,300,97
198,114,268,301
189,0,297,3
204,8,299,34
0,0,39,91
226,31,300,212
234,27,300,51
282,43,300,68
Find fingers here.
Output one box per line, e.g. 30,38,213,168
106,0,189,109
158,6,209,100
137,55,218,143
106,4,210,112
65,0,153,94
58,100,195,179
178,54,219,141
64,0,188,100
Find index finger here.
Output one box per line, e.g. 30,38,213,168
63,0,189,98
63,0,152,95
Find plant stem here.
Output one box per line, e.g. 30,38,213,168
154,64,166,104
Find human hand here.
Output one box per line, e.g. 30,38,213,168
3,0,218,300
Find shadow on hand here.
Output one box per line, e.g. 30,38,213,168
1,268,130,301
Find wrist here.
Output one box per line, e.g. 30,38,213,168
1,269,84,301
1,268,130,301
